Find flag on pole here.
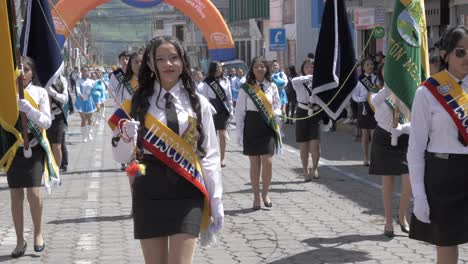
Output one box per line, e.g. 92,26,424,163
384,0,429,116
0,0,23,172
20,0,63,89
312,0,358,120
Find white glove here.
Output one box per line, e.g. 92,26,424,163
391,124,403,138
413,197,431,223
122,119,140,139
46,86,58,97
208,198,224,233
18,98,36,115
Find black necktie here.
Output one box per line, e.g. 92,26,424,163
259,83,264,92
164,93,179,135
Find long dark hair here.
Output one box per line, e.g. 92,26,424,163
287,65,298,78
130,35,206,157
360,57,375,76
205,61,221,81
21,56,40,86
246,56,271,85
117,52,141,99
300,58,314,76
439,25,468,70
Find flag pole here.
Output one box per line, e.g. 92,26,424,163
9,0,32,158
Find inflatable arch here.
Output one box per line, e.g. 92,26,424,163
51,0,235,61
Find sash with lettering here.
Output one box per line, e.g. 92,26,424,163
358,74,376,115
108,100,213,240
205,77,229,115
240,83,282,154
423,71,468,146
114,68,138,98
22,90,60,193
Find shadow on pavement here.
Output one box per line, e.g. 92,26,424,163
47,214,132,225
269,234,389,264
226,188,307,195
224,208,263,216
61,168,122,175
0,253,40,262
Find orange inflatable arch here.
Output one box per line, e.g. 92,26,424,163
52,0,235,60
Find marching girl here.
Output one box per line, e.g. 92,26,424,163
235,56,282,210
74,67,96,142
352,57,377,166
271,60,288,137
109,36,223,264
199,61,233,168
8,57,52,258
408,25,468,264
291,58,321,181
114,52,142,104
91,78,105,125
369,63,411,237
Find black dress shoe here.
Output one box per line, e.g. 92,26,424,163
384,227,394,238
11,242,27,258
400,224,410,234
34,242,45,252
264,201,272,208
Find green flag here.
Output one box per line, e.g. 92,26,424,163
384,0,430,116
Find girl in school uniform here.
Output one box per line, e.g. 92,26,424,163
235,56,282,210
408,25,468,264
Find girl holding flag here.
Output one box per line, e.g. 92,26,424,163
235,56,282,210
408,25,468,264
109,36,223,263
8,57,51,258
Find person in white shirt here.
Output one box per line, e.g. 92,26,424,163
369,63,411,238
291,58,321,181
110,35,223,263
235,56,282,210
408,25,468,264
352,57,378,166
74,67,96,142
8,57,51,258
199,61,233,167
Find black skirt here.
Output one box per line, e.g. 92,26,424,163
7,146,45,188
409,153,468,246
46,114,66,144
210,99,229,130
295,107,320,142
357,102,376,129
132,154,204,239
243,111,276,156
369,125,409,175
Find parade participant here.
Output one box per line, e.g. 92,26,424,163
369,63,411,237
408,25,468,264
271,60,288,138
352,57,377,166
227,68,239,106
69,66,79,93
8,57,52,258
235,68,246,107
91,78,106,125
115,52,142,103
429,54,442,75
199,61,233,167
374,51,385,66
291,58,321,181
45,75,69,168
235,56,282,209
109,35,223,263
74,67,96,142
285,65,298,124
109,51,130,98
191,67,204,93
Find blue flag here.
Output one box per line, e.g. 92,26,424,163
20,0,63,89
312,0,358,120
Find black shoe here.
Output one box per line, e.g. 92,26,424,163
399,224,410,234
120,164,126,171
34,242,45,252
264,201,272,207
384,229,395,238
11,242,27,258
221,163,226,168
60,166,67,172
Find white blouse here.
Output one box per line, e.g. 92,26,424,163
76,78,95,101
199,77,233,114
112,80,223,200
352,73,377,103
370,87,394,132
408,71,468,193
235,80,282,143
22,83,52,147
291,75,314,105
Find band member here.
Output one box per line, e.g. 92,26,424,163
271,60,288,138
369,63,411,237
45,76,69,167
8,57,56,258
199,61,233,167
235,56,282,210
74,67,96,142
291,58,321,181
408,25,468,264
352,57,377,166
109,36,223,263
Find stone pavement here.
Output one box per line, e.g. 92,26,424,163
0,106,467,264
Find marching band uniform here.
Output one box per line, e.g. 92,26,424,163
110,81,223,240
369,87,409,175
74,77,96,114
199,76,233,130
291,75,321,142
7,83,51,188
352,73,377,129
408,70,468,246
235,80,282,155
